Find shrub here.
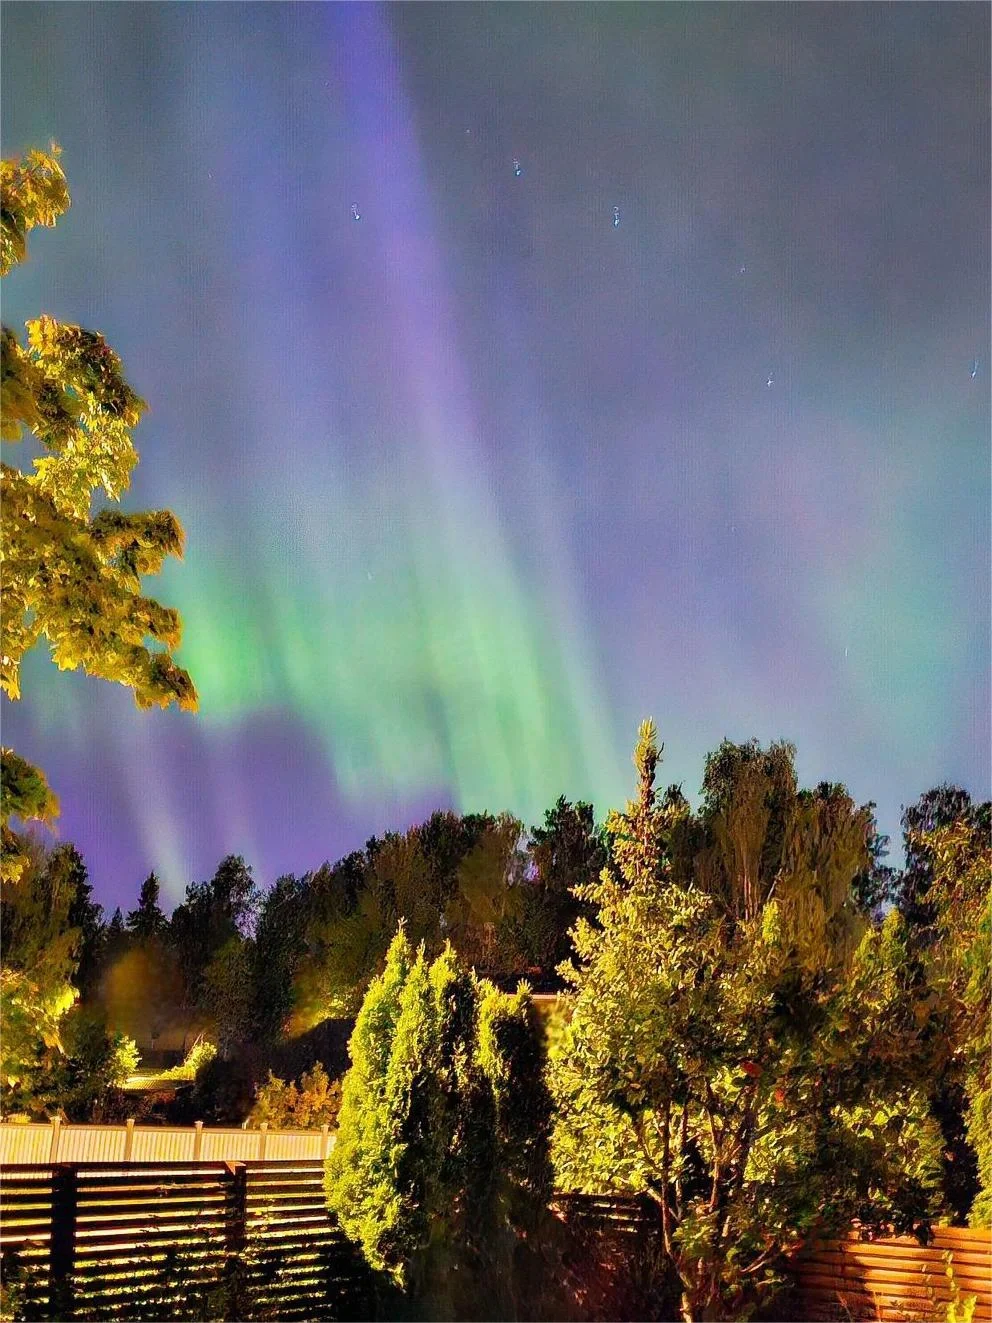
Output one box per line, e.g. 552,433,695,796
248,1062,342,1130
161,1035,217,1082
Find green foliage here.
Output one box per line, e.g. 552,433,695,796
292,813,519,1024
0,968,77,1108
40,1007,139,1119
477,982,554,1231
161,1036,218,1083
0,835,81,1110
916,816,992,1227
290,804,606,1030
515,796,605,977
1,145,196,855
248,1062,342,1130
251,872,310,1039
443,812,528,975
943,1251,979,1323
202,937,253,1056
324,927,414,1276
895,786,982,936
0,144,70,277
169,855,259,1031
0,753,59,885
550,724,947,1323
326,928,552,1318
126,873,168,942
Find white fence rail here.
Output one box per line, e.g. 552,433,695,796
0,1119,335,1165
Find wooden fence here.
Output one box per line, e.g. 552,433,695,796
550,1195,990,1323
0,1160,370,1321
797,1226,991,1322
0,1120,334,1165
1,1164,988,1321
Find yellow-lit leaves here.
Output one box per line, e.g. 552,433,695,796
0,463,196,712
0,146,70,277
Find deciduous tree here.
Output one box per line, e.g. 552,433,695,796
1,145,196,879
551,723,946,1323
916,815,992,1226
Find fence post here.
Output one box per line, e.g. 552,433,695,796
50,1163,77,1320
223,1160,248,1314
48,1115,62,1163
321,1124,330,1160
193,1120,203,1160
225,1161,248,1256
123,1117,135,1162
258,1122,268,1161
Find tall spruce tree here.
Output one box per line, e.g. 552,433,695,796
126,873,168,942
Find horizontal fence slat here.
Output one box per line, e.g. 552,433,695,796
797,1225,992,1323
12,1158,985,1323
805,1249,992,1278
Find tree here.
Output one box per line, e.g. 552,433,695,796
894,785,982,934
54,845,104,999
0,835,80,1111
516,796,605,978
41,1007,139,1121
126,872,168,943
294,813,522,1024
251,873,311,1040
325,928,553,1318
550,723,946,1323
202,937,253,1057
101,907,130,968
891,787,991,1219
916,815,992,1226
0,145,196,875
169,855,260,1032
0,749,59,885
850,806,898,922
443,812,527,977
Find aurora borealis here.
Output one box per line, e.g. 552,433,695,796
2,3,989,909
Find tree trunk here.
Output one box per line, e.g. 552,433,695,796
680,1278,726,1322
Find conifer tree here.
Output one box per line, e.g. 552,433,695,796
126,873,168,942
326,928,552,1318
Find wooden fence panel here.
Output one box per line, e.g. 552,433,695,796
48,1162,230,1320
0,1160,370,1321
242,1161,372,1320
0,1121,331,1165
796,1227,991,1322
3,1165,987,1322
550,1196,991,1323
0,1165,54,1318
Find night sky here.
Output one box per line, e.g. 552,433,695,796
2,3,989,911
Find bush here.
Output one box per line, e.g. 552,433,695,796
161,1035,216,1082
248,1062,342,1130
